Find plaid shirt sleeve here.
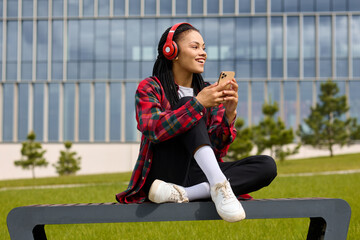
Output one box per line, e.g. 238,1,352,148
136,77,207,143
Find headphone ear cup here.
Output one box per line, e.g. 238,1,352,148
163,41,178,60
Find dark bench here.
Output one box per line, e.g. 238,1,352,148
7,198,351,240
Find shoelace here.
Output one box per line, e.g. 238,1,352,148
172,185,189,203
215,181,234,203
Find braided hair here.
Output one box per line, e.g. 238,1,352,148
152,23,206,109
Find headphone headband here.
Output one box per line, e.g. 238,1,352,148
163,22,193,60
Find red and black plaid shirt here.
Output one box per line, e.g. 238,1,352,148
115,77,238,203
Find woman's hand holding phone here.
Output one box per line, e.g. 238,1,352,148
196,71,238,121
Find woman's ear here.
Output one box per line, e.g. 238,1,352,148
174,56,179,61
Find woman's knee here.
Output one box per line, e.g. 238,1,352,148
259,155,277,185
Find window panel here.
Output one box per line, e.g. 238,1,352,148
223,0,235,14
354,59,360,77
160,0,172,15
204,18,219,60
239,0,251,13
255,0,267,13
98,0,110,16
110,83,122,141
22,21,33,81
94,83,106,141
141,20,156,61
145,0,156,15
110,61,125,79
80,62,94,80
208,0,219,14
114,0,125,16
7,0,18,17
304,59,316,77
0,0,2,17
271,0,282,12
79,83,90,141
284,81,297,129
204,60,219,79
83,0,94,16
129,0,141,15
252,60,266,78
37,21,48,81
125,82,138,141
352,16,360,60
299,81,313,128
33,84,44,141
111,20,125,60
349,0,360,11
23,0,33,17
192,0,203,14
300,0,314,12
176,0,187,14
267,81,280,106
220,18,235,60
336,16,348,77
6,21,17,81
316,0,330,12
18,84,29,141
68,20,80,61
95,20,110,61
63,83,75,141
271,17,283,78
284,0,298,12
37,0,48,17
320,59,332,77
2,84,14,141
251,81,264,125
349,81,360,120
52,21,64,81
287,17,299,59
332,0,346,11
68,0,79,16
319,16,332,77
251,17,267,60
237,81,248,125
95,62,109,79
53,0,63,17
48,83,60,142
303,16,316,58
126,20,140,61
236,18,250,60
80,20,94,61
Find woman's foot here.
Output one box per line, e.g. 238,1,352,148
210,180,246,222
148,179,189,203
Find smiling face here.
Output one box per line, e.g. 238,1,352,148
173,30,207,74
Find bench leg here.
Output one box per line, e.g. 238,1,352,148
33,225,47,240
307,217,326,240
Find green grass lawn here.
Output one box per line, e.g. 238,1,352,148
1,153,359,239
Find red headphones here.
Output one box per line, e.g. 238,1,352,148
163,22,193,60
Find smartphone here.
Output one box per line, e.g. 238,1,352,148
217,71,235,89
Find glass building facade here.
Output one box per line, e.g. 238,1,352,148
1,0,360,143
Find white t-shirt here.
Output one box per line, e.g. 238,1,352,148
178,85,194,98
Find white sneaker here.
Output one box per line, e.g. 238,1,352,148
148,179,189,203
210,180,246,222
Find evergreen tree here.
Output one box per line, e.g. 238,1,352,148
14,131,48,179
225,118,253,162
53,141,81,176
297,79,359,157
252,101,300,162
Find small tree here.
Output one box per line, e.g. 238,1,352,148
225,118,253,161
252,101,300,162
53,141,81,176
297,80,359,157
14,131,48,179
